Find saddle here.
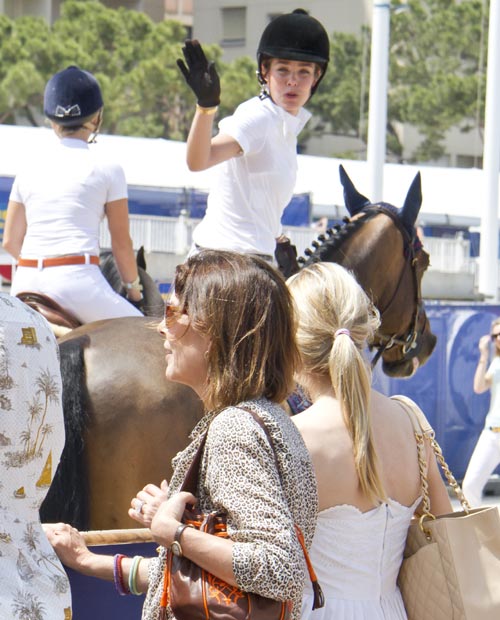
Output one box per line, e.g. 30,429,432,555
16,292,82,329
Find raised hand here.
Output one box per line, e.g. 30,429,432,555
177,39,221,108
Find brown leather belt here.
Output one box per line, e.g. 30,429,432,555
489,427,500,433
18,255,100,269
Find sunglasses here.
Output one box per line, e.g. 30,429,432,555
164,300,184,327
491,333,500,341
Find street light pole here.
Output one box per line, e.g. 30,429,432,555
479,0,500,300
366,1,391,203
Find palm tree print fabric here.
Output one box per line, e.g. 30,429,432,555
0,293,72,619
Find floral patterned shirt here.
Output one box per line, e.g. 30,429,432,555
0,293,72,619
142,398,318,620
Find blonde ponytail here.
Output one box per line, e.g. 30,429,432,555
288,262,386,503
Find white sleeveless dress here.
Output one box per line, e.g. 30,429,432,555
301,496,421,619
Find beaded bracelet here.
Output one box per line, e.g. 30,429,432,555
113,553,130,596
128,555,144,596
196,104,218,115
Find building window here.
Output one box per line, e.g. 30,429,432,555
221,7,246,47
456,154,483,169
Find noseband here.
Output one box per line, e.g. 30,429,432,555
364,205,425,369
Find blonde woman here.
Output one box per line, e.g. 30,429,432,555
287,263,451,620
462,317,500,506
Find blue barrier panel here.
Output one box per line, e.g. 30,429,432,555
373,302,500,480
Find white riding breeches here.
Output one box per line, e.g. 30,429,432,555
462,428,500,507
10,264,142,324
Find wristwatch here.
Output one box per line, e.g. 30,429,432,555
121,276,143,292
171,523,193,557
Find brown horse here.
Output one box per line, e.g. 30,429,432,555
40,167,436,530
300,165,436,378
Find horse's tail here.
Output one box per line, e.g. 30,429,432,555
39,336,90,530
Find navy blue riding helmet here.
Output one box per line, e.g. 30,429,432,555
43,66,103,127
256,8,330,96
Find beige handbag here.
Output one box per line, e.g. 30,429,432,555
395,395,500,620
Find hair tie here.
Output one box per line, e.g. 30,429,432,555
334,328,351,339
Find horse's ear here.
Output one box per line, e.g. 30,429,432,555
400,172,422,232
136,246,146,271
339,165,371,215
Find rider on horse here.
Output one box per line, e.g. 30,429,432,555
177,9,329,263
2,66,144,324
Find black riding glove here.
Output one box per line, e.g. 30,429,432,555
177,39,221,108
275,237,300,279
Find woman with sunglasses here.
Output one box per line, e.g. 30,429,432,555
462,317,500,506
44,250,318,620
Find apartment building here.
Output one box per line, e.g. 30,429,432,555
0,0,188,24
193,0,371,62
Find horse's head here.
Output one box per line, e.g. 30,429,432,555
298,165,437,378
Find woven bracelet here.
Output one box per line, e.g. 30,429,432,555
128,555,144,596
113,553,130,596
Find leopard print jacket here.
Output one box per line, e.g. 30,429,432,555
141,397,318,620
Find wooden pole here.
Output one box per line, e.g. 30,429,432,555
81,528,154,546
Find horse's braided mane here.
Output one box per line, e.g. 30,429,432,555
299,202,417,266
299,206,381,265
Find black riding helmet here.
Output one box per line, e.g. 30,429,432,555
44,66,103,127
257,8,330,96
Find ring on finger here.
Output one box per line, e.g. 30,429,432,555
134,499,146,515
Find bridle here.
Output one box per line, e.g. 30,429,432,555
299,203,428,370
363,205,426,369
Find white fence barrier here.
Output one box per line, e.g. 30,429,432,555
100,214,479,288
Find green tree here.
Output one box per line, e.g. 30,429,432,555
306,30,369,156
0,0,489,162
388,0,486,161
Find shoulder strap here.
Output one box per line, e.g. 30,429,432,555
392,396,433,518
391,394,433,435
179,433,208,495
392,395,471,514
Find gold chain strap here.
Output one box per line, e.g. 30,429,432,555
394,395,471,541
428,433,471,513
414,431,432,517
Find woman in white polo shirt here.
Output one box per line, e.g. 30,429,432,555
2,66,143,323
177,9,330,261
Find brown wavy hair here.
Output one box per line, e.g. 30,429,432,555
173,250,299,410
